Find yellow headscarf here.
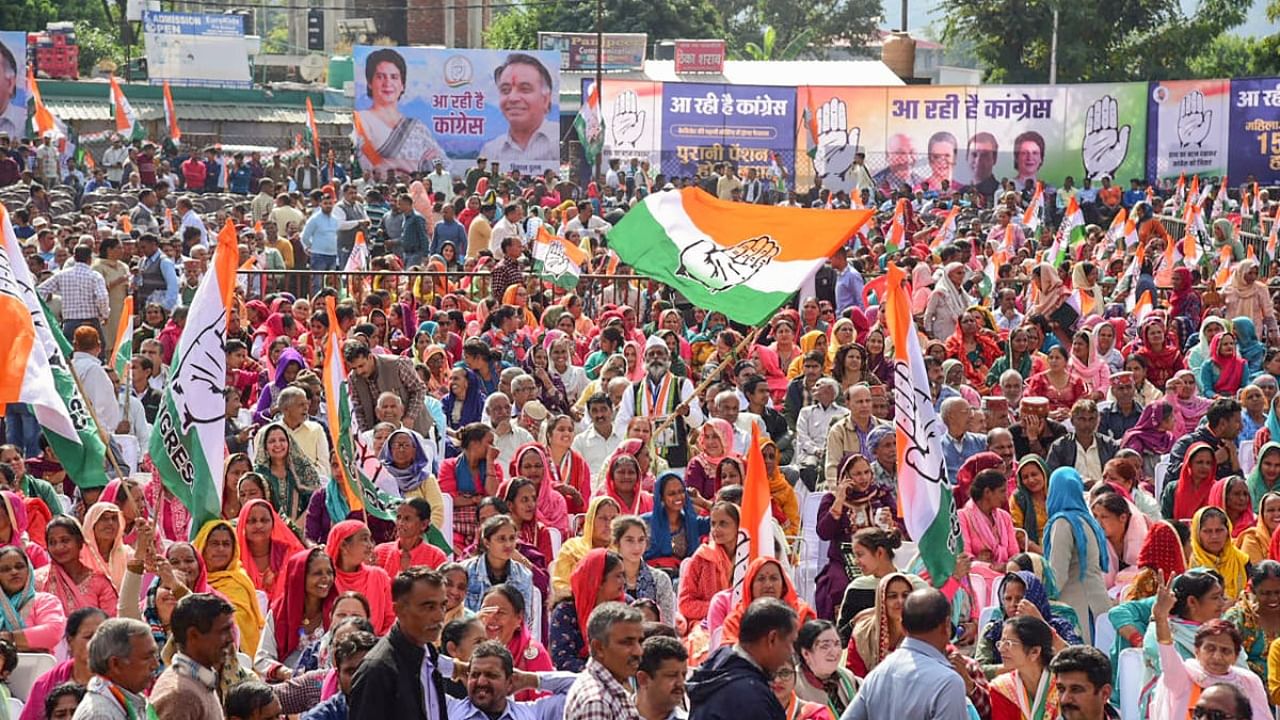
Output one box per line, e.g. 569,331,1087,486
549,496,620,602
193,519,266,655
761,439,800,535
787,331,830,379
1190,507,1250,599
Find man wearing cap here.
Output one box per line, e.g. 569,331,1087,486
427,159,454,203
1098,372,1142,440
1010,397,1067,458
614,336,704,469
982,396,1011,430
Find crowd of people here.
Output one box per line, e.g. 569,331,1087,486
0,129,1278,720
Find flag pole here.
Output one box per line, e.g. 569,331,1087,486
66,360,142,511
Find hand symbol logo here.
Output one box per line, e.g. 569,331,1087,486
1176,89,1213,148
812,98,861,194
542,239,575,278
611,90,645,148
676,235,780,293
1082,95,1131,180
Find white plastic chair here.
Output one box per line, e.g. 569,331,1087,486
438,492,454,550
798,493,830,606
6,697,21,719
1116,648,1143,720
1093,608,1116,652
236,652,253,674
1154,461,1170,502
527,588,543,644
546,527,562,557
977,605,998,632
8,652,55,701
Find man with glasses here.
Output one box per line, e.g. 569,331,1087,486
1191,684,1254,720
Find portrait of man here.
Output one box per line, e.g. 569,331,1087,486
1013,130,1045,186
0,41,26,138
872,133,924,193
965,131,1000,200
478,53,559,172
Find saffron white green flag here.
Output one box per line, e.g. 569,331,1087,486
532,226,587,290
109,76,145,142
608,188,873,325
574,80,604,167
150,220,238,537
884,263,962,586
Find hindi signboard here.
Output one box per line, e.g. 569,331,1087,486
673,40,726,74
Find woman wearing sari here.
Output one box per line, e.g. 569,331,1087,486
0,547,65,653
601,452,653,516
355,48,447,172
551,496,619,601
443,367,486,430
1088,491,1149,590
794,620,858,718
684,419,737,502
36,516,116,616
255,547,337,681
1133,317,1185,390
762,440,800,535
543,414,592,515
1120,402,1176,481
0,490,47,569
924,262,970,340
253,348,306,424
1186,316,1228,379
235,498,306,603
1208,475,1256,540
507,443,570,539
1164,442,1219,521
79,502,131,591
959,469,1020,581
816,455,898,620
1188,506,1250,601
326,520,395,634
373,497,449,578
944,308,1003,393
786,330,831,379
1199,332,1249,398
719,557,815,647
16,606,104,720
370,429,445,522
985,327,1043,389
1232,316,1267,378
989,616,1061,720
253,422,321,521
1067,329,1111,400
976,571,1079,678
845,572,918,678
524,343,573,416
194,519,266,654
1012,457,1050,555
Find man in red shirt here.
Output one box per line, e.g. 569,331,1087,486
180,152,206,191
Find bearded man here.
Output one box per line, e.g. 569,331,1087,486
613,335,704,468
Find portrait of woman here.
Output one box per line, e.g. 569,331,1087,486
356,48,448,174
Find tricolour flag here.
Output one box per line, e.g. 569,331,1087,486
1044,195,1084,267
532,226,588,290
1180,231,1203,267
108,76,145,142
884,263,961,585
162,81,181,146
1022,182,1044,231
1106,208,1128,245
321,297,399,524
1134,289,1155,323
150,219,239,537
304,97,321,162
1211,177,1229,220
731,423,775,604
111,296,133,379
1213,245,1234,286
345,231,369,273
885,198,908,253
574,80,604,167
608,188,873,325
36,298,110,489
1267,215,1279,261
1184,201,1207,239
1253,182,1263,215
1174,173,1186,210
932,206,959,249
351,111,383,167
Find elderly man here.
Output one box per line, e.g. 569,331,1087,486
509,374,540,417
573,393,622,492
486,392,533,468
824,384,889,489
271,386,331,483
71,327,122,433
564,603,645,720
793,378,847,491
150,594,236,720
986,428,1016,477
614,337,703,469
1045,399,1118,483
714,390,763,456
479,53,559,173
1011,397,1067,458
940,396,987,487
72,618,160,720
1098,371,1142,440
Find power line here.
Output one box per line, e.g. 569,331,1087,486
176,0,584,12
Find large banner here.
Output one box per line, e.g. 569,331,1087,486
0,33,27,139
1228,78,1280,185
590,79,663,168
794,83,1147,195
352,46,561,177
661,83,795,177
142,12,251,89
1146,79,1230,181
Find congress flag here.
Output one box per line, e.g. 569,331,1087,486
111,296,133,379
109,76,145,142
1022,182,1044,232
162,81,181,146
574,80,604,167
532,226,587,290
608,188,873,325
884,263,962,586
150,220,238,537
304,97,321,162
731,423,776,605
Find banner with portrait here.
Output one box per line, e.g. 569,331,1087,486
352,46,561,177
0,32,27,139
591,79,664,168
794,82,1146,196
660,83,796,180
1145,79,1230,181
1227,78,1280,185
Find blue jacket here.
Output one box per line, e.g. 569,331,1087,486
301,693,347,720
688,646,783,720
432,219,467,256
402,211,429,257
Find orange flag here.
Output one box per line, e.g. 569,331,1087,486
1213,245,1233,286
352,111,384,167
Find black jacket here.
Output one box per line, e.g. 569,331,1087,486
349,623,449,720
688,646,784,720
1044,433,1120,480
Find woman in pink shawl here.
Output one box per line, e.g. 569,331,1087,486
143,474,191,543
508,443,569,536
79,502,132,591
1166,370,1213,437
99,479,147,546
1067,328,1111,400
684,419,738,503
750,344,790,403
35,517,116,616
0,491,47,569
957,465,1019,581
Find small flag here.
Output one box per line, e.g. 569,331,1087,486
1247,244,1257,261
1180,231,1203,267
1174,173,1186,211
1106,208,1128,244
932,206,958,249
574,80,605,167
1213,245,1233,286
83,153,96,171
108,76,145,142
1188,175,1200,207
304,97,321,162
118,214,132,234
731,423,776,604
885,198,908,253
164,207,175,234
1268,215,1279,260
1211,177,1229,219
1022,181,1044,231
1253,183,1263,216
344,231,369,273
532,226,588,289
1134,289,1155,322
1156,231,1178,286
162,81,181,146
351,111,383,167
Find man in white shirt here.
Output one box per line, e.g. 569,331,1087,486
71,327,122,435
792,379,847,490
0,44,26,139
426,159,454,203
994,288,1024,332
572,394,623,492
605,159,622,190
478,54,560,175
102,136,131,187
563,201,613,246
485,393,533,468
714,390,764,456
489,203,525,255
176,197,208,246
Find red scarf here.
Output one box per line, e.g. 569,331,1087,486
569,549,624,658
270,547,336,661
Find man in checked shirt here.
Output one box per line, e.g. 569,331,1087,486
565,603,645,720
38,243,110,349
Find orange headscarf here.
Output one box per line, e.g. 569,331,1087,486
235,499,305,602
720,557,814,646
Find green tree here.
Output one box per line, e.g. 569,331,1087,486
940,0,1247,82
751,0,879,58
734,26,816,60
486,0,724,50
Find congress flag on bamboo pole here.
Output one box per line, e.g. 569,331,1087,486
304,97,321,162
109,76,145,142
36,297,110,489
150,219,238,538
884,263,962,586
731,423,776,605
111,296,133,379
608,188,873,326
1022,182,1044,232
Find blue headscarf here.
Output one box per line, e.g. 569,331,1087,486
643,472,705,561
0,547,35,633
1232,316,1266,375
441,368,485,430
1041,467,1110,580
981,571,1081,657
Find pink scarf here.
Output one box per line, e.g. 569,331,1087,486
959,500,1017,564
508,444,568,535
